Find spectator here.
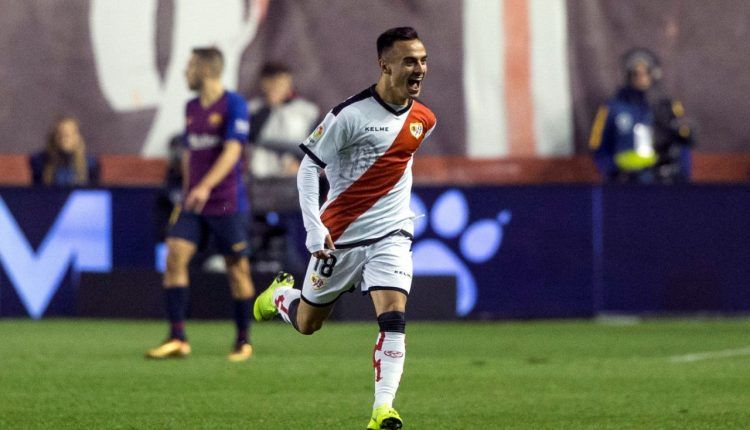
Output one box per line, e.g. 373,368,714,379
589,48,695,184
30,116,99,186
248,63,319,178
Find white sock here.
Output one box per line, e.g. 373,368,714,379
372,331,406,409
272,287,299,325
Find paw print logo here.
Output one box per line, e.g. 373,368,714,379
410,190,511,316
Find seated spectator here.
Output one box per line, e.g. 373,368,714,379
30,116,99,186
248,63,319,178
589,48,695,184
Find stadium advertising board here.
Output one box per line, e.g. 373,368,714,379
2,186,750,319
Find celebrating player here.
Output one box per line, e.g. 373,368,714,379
253,27,436,429
146,47,255,362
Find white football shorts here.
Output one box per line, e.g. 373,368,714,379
300,233,413,306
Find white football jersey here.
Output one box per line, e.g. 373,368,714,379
300,85,437,246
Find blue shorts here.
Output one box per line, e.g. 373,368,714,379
168,209,251,257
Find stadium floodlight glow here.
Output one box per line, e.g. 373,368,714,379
0,191,112,319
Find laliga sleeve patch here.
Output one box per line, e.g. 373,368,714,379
306,124,324,144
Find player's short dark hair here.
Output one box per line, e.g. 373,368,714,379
192,47,224,76
260,62,291,78
377,27,419,58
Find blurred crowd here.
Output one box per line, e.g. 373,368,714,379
25,49,698,272
31,62,320,275
30,49,696,191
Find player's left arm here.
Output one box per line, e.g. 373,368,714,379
185,94,249,213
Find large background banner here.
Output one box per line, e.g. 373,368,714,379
1,0,749,158
567,0,750,154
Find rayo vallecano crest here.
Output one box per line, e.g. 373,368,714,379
409,122,423,139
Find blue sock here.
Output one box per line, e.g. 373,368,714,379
165,287,188,340
234,298,252,346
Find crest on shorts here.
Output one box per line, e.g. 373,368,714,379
409,122,423,139
310,273,326,290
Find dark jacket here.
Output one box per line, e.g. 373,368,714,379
589,87,693,183
29,152,100,186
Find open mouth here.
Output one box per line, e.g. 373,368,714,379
407,76,423,93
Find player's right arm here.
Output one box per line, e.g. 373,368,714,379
297,156,335,258
297,111,347,256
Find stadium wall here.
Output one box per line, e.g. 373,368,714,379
4,154,750,186
2,0,750,162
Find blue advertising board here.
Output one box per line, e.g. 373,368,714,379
410,186,594,318
599,185,750,313
2,185,750,319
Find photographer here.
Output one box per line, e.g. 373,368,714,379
589,48,695,184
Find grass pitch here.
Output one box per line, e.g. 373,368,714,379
1,318,749,429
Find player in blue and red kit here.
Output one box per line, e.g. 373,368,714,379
146,47,255,362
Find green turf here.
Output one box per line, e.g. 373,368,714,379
1,318,749,429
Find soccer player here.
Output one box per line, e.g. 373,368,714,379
146,47,255,362
253,27,436,429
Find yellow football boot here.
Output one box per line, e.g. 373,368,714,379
366,404,403,429
227,343,253,362
253,272,295,321
145,339,191,359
